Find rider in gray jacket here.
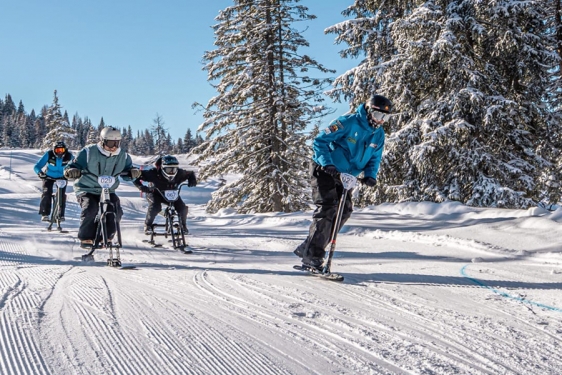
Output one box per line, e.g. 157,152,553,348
64,127,141,248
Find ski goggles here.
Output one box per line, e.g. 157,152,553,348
163,166,178,175
54,147,66,155
368,108,391,122
103,139,121,148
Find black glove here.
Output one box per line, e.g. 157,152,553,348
323,165,338,176
130,168,141,179
38,172,47,179
187,172,197,187
140,185,153,193
64,168,81,179
363,177,376,187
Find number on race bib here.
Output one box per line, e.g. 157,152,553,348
164,190,179,201
340,173,357,190
98,175,116,189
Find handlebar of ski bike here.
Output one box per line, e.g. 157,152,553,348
322,169,368,186
72,171,134,179
40,175,67,181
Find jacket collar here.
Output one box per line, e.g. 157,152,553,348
356,103,373,130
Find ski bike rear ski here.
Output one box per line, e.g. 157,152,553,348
293,173,357,282
142,182,192,254
44,177,69,233
80,175,135,269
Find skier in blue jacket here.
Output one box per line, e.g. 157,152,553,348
295,94,393,270
33,141,73,221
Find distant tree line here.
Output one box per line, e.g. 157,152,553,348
0,91,203,156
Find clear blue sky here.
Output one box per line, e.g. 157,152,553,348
0,0,356,140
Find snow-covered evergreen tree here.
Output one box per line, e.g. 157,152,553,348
86,122,98,145
18,113,34,148
97,117,105,133
327,0,557,208
33,113,46,148
41,91,77,150
71,113,85,149
2,119,16,148
120,126,133,152
536,0,562,205
193,0,334,213
183,128,195,152
152,113,169,154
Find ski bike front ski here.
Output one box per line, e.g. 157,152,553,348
293,265,344,282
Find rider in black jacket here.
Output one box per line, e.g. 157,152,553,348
133,155,197,234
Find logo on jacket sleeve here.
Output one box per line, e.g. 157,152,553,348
323,120,344,134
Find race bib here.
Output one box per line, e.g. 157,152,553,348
340,173,357,190
98,175,116,189
163,190,179,201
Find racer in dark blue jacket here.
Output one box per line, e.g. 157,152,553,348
33,141,73,221
295,94,393,270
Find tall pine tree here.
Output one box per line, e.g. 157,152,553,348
41,90,77,150
193,0,334,213
327,0,557,208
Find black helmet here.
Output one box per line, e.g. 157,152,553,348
365,94,393,127
366,94,393,113
53,141,67,157
161,155,179,181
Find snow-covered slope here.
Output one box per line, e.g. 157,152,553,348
0,149,561,375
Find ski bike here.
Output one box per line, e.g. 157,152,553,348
143,182,192,254
44,176,68,233
79,175,133,268
294,172,358,282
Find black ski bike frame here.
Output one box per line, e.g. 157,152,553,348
81,174,124,267
322,173,357,275
45,177,67,232
146,182,189,251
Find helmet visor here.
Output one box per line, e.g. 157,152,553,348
54,147,66,155
368,108,391,122
103,139,121,148
163,166,178,176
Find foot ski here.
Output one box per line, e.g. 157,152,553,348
293,265,344,282
44,228,69,233
73,256,136,269
177,246,193,254
142,239,164,248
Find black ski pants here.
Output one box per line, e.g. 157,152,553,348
39,179,67,217
145,192,188,227
301,162,353,260
77,192,123,241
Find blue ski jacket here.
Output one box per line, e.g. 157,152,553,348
312,103,385,179
34,150,74,179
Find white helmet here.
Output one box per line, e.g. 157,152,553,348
99,126,122,148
